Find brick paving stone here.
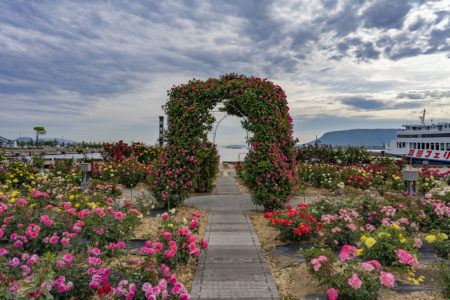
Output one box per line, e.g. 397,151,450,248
186,175,280,300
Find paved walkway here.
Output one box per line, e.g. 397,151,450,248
184,176,280,299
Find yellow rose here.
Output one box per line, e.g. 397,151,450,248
437,233,448,240
75,203,80,208
400,238,406,243
425,235,436,243
69,195,74,200
392,224,401,230
360,235,367,243
356,249,364,256
365,237,376,248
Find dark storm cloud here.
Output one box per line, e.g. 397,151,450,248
354,42,381,60
397,90,450,99
339,95,426,111
333,38,380,61
408,18,426,31
320,1,362,37
362,0,412,29
340,96,385,110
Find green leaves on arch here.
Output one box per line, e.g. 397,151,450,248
151,74,298,210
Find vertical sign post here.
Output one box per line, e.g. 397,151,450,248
159,116,164,146
80,163,91,190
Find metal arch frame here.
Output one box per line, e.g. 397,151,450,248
211,102,250,148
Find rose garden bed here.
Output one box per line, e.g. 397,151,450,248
249,187,449,300
0,161,209,299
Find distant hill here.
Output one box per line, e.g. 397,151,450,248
303,129,399,147
15,137,33,143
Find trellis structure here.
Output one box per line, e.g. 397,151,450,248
151,74,298,210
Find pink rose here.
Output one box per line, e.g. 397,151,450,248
339,245,358,261
414,238,422,248
10,257,20,266
361,261,375,272
49,236,59,244
348,273,362,289
189,219,198,229
380,271,395,288
327,288,339,300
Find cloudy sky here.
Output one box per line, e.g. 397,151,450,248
0,0,449,147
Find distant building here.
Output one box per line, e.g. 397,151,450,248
0,137,11,147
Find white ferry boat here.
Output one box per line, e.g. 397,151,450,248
386,110,450,164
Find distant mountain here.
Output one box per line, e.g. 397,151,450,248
15,137,33,142
303,129,400,147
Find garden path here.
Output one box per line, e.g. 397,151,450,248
184,175,280,299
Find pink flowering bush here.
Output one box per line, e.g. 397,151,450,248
320,208,362,249
0,210,208,299
303,246,396,299
141,211,207,269
360,193,424,233
359,225,419,268
0,188,142,255
419,197,450,231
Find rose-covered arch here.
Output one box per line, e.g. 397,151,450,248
152,74,298,210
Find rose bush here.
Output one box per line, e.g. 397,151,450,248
152,74,297,210
303,246,396,300
264,203,321,242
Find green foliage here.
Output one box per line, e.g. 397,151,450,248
434,257,450,298
296,144,372,165
31,154,45,170
425,232,449,259
117,157,148,188
359,225,418,267
194,141,219,193
301,247,336,275
0,151,6,166
153,74,297,210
